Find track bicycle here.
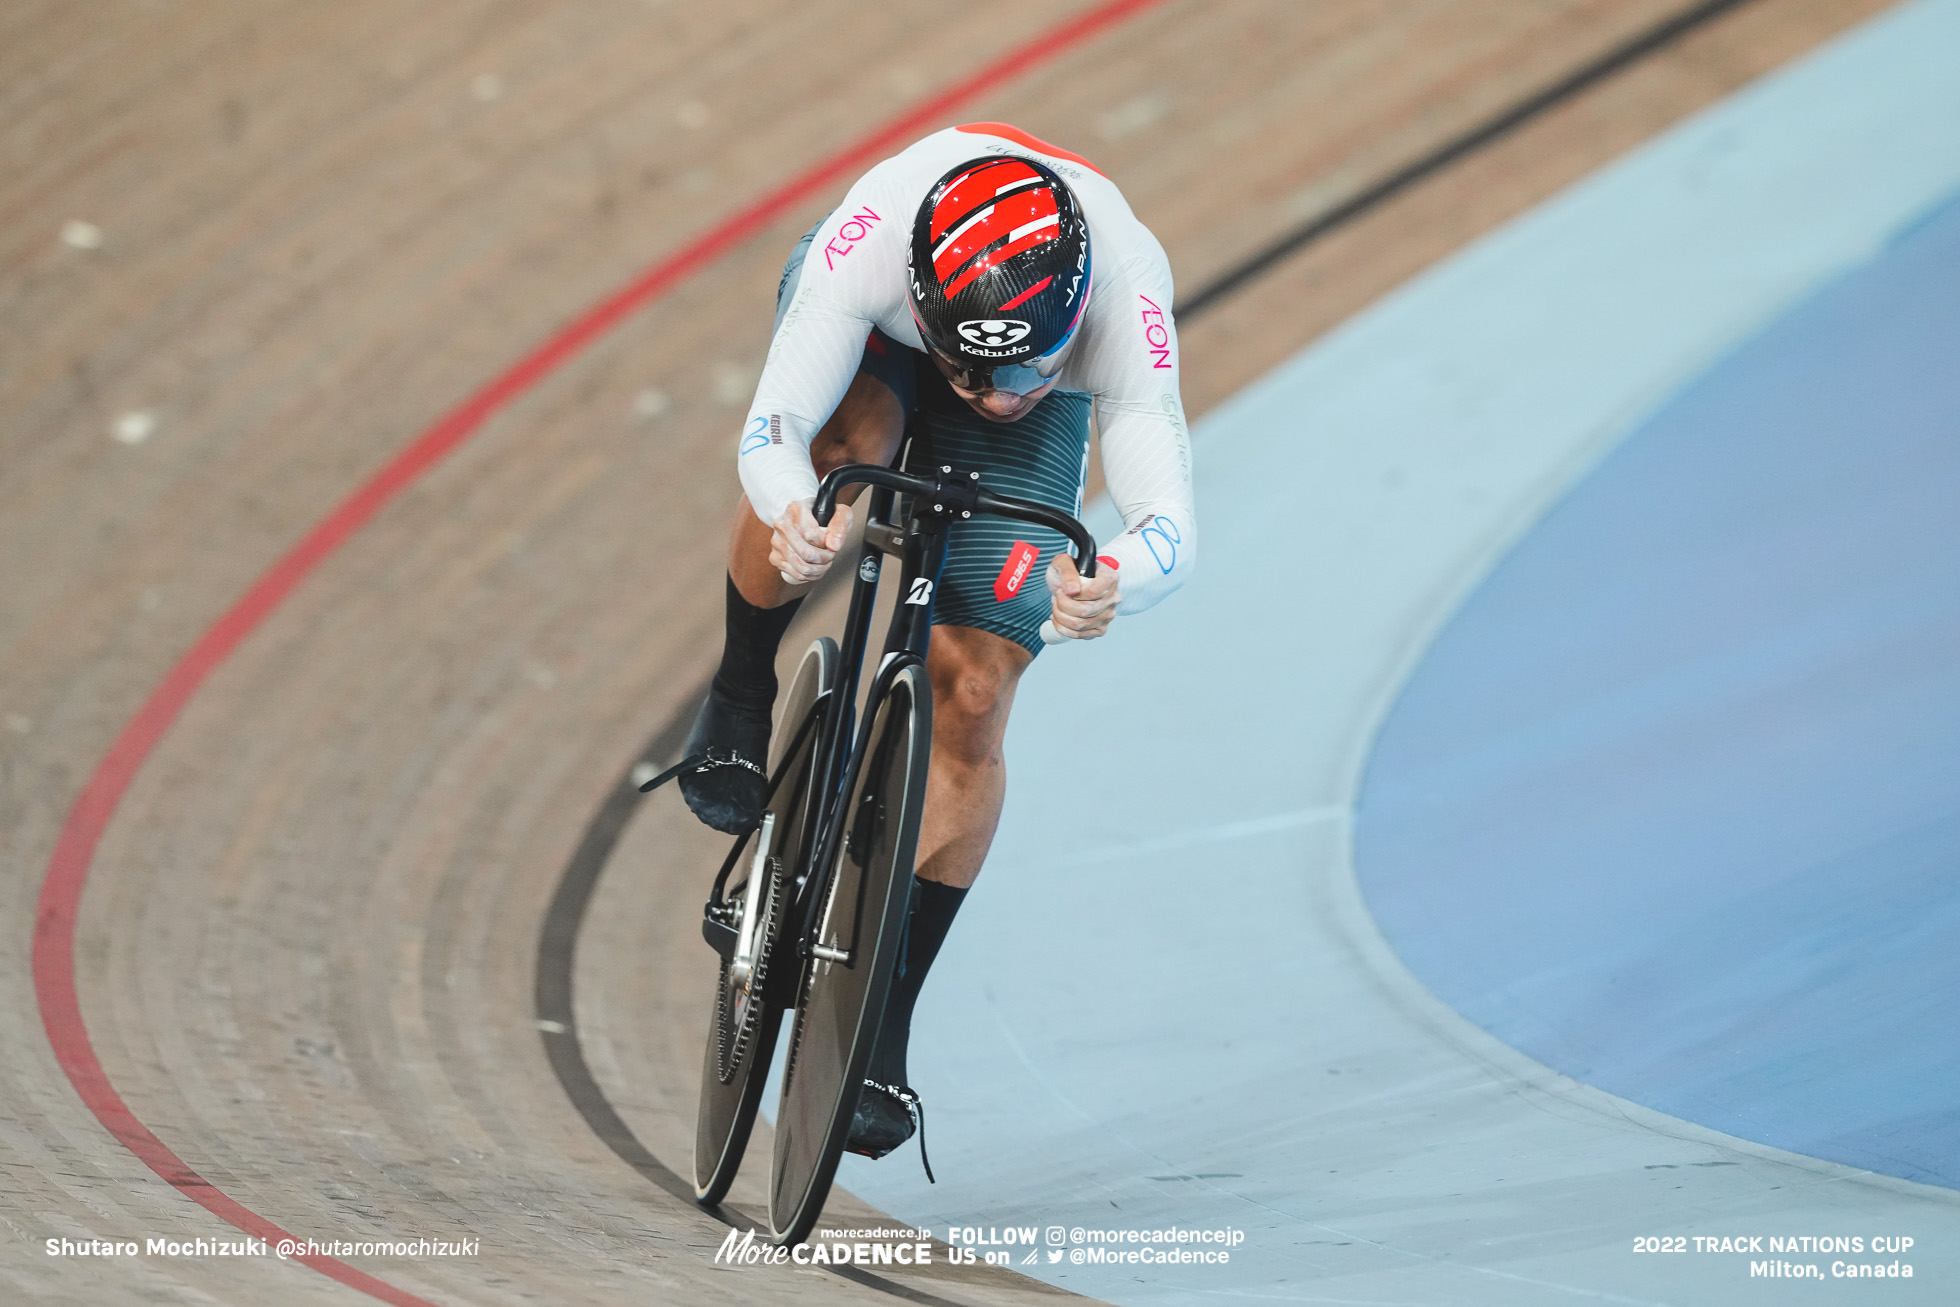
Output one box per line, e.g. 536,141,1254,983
648,457,1096,1246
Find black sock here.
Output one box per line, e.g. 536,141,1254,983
713,573,802,710
867,879,967,1087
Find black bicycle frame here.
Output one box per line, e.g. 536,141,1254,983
787,462,1099,953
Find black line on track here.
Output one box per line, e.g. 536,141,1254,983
1178,0,1761,320
533,701,699,1206
537,0,1765,1295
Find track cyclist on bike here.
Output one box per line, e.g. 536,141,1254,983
683,124,1195,1165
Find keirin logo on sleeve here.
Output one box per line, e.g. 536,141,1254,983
1132,514,1180,573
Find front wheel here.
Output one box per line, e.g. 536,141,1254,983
768,660,930,1245
692,637,835,1205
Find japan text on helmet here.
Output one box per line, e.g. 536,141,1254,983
906,156,1091,396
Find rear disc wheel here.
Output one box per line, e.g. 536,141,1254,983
692,637,835,1205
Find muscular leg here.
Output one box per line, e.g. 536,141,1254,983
915,624,1033,888
853,624,1030,1158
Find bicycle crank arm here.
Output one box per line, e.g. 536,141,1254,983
701,902,738,961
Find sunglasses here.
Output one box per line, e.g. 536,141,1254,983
925,347,1068,398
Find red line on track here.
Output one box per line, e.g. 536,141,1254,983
30,1,1169,1302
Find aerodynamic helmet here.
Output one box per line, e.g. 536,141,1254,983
906,155,1091,396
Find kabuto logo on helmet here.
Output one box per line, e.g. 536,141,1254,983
957,319,1032,348
908,154,1091,383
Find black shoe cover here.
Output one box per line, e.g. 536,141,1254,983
845,1080,917,1160
677,683,771,835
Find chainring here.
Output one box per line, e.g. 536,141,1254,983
713,857,781,1085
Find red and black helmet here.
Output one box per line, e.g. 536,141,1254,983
906,155,1092,395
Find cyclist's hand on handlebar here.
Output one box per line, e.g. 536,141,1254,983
1046,554,1119,640
771,497,851,586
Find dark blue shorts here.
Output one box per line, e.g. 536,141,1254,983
778,222,1092,656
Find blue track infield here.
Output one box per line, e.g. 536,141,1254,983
1355,188,1960,1192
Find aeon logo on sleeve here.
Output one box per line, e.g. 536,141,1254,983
993,540,1040,602
957,319,1032,349
1138,293,1173,369
822,206,881,270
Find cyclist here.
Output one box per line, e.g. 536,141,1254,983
683,123,1195,1163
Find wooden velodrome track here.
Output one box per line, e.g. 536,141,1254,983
1,1,1895,1302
